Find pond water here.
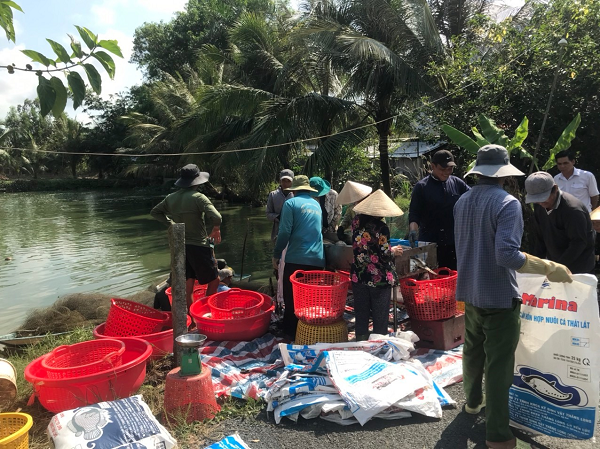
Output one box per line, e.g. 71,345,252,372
0,191,273,334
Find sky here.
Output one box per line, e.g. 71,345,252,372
0,0,524,121
0,0,189,120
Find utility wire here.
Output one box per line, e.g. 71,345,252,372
1,21,555,159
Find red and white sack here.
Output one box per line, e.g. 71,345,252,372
510,273,600,439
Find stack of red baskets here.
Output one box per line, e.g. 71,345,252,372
290,270,351,345
399,267,464,350
189,290,274,341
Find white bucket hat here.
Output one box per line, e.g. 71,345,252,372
466,144,525,178
336,181,372,205
353,189,403,217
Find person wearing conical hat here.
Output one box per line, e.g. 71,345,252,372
273,175,325,339
336,180,373,244
151,164,222,309
350,190,404,341
454,145,572,449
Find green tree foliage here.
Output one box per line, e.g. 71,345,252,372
2,99,56,177
298,0,445,195
427,0,600,175
131,0,280,79
427,0,492,47
0,1,123,117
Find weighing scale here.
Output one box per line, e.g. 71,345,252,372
175,333,207,376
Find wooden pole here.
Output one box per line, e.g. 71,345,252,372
239,218,250,281
169,223,186,367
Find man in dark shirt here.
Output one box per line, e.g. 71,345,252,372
525,171,595,274
408,150,470,270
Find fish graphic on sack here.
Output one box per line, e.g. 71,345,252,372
513,366,588,407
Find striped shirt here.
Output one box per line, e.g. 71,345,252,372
453,182,526,308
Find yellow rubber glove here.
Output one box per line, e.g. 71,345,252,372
517,253,573,283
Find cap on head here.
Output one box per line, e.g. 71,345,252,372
309,177,331,197
525,171,555,203
174,164,210,187
432,150,456,168
466,144,525,178
279,169,294,181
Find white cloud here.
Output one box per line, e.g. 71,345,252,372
137,0,187,14
0,45,39,119
91,4,116,26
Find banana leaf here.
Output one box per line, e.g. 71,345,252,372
542,113,581,170
507,116,529,153
471,128,489,147
441,124,480,155
478,114,509,146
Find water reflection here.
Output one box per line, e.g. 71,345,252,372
0,191,273,333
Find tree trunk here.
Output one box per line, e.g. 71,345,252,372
376,117,393,196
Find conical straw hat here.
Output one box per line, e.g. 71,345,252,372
353,189,403,217
336,181,372,205
591,206,600,221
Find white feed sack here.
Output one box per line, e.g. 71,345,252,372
510,273,600,440
47,395,177,449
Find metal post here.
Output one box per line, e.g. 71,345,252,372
529,38,568,174
169,223,186,367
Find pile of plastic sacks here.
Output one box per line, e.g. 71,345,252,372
264,332,456,425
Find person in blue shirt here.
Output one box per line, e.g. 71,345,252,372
217,268,234,292
408,150,470,270
454,145,572,449
273,175,325,339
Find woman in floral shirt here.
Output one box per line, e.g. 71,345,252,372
350,190,404,341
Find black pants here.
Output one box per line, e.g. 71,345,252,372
436,244,457,271
282,262,323,339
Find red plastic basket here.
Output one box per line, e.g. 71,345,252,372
41,339,125,379
24,338,152,413
399,267,458,321
290,270,351,325
190,294,274,341
94,313,192,360
165,282,208,305
207,289,264,319
104,298,167,337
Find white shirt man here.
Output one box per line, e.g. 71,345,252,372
553,151,599,212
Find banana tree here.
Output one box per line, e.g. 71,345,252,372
442,114,533,171
442,113,580,172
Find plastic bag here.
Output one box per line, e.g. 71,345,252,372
509,273,600,439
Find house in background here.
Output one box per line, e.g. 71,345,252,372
389,139,447,181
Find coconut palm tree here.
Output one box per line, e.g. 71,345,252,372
298,0,444,194
169,11,368,193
